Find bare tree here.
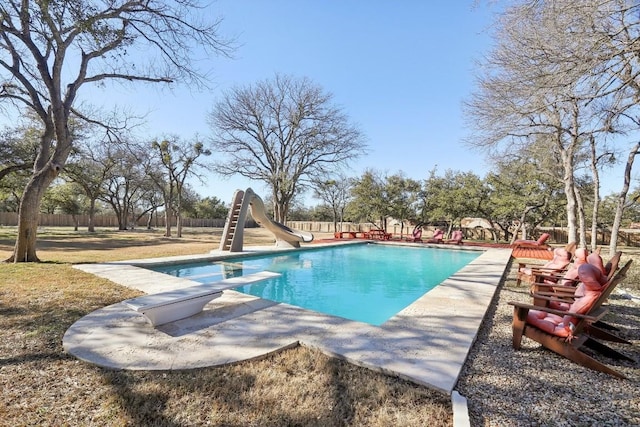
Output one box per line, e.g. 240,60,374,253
0,0,232,262
146,136,211,237
208,74,367,223
312,175,354,233
63,135,122,232
99,147,147,230
465,1,621,245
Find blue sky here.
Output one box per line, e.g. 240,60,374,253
2,1,630,206
73,1,625,202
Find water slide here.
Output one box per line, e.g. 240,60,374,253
219,188,314,252
246,188,314,247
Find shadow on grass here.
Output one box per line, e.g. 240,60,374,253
0,351,69,367
101,370,185,427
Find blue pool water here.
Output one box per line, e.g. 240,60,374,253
149,244,480,325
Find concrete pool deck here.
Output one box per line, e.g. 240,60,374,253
64,241,512,396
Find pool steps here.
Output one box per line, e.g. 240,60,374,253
124,270,281,326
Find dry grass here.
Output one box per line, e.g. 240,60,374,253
0,227,452,426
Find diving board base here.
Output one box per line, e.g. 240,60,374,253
124,271,281,327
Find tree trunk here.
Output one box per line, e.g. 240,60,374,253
589,136,601,252
610,142,640,256
130,211,136,230
563,177,578,244
559,141,578,245
11,189,43,262
8,165,60,262
176,194,183,238
164,187,173,237
273,190,290,224
164,209,172,237
514,213,528,243
118,208,128,230
88,198,96,233
573,186,586,247
275,202,288,224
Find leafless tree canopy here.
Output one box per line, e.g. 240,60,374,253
1,0,232,116
465,0,640,251
0,0,232,261
209,74,367,222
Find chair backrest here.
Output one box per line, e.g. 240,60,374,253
587,259,632,315
413,228,422,239
548,247,571,270
605,251,623,280
563,260,632,334
564,242,577,256
537,232,551,245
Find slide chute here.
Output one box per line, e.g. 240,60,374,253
219,188,314,252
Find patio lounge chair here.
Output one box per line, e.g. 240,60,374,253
404,225,423,242
425,228,444,243
513,232,551,249
444,230,463,245
508,260,634,378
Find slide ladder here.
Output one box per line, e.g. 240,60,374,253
219,190,250,252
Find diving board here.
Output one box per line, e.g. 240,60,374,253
124,271,281,326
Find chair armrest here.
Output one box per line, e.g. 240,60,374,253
527,267,569,274
530,282,562,290
518,262,563,271
530,272,574,281
518,262,546,269
530,292,577,303
530,282,578,292
507,301,605,321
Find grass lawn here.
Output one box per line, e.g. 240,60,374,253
0,227,452,426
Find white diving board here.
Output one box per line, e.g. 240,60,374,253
124,271,281,327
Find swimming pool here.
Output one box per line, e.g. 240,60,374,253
149,243,480,325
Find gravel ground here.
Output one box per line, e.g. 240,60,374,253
456,261,640,426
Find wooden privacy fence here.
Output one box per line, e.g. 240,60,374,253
0,212,228,228
1,212,638,247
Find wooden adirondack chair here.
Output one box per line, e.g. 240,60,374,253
531,251,627,344
528,249,599,291
515,247,572,287
508,260,634,379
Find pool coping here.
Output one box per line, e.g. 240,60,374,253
64,241,512,396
